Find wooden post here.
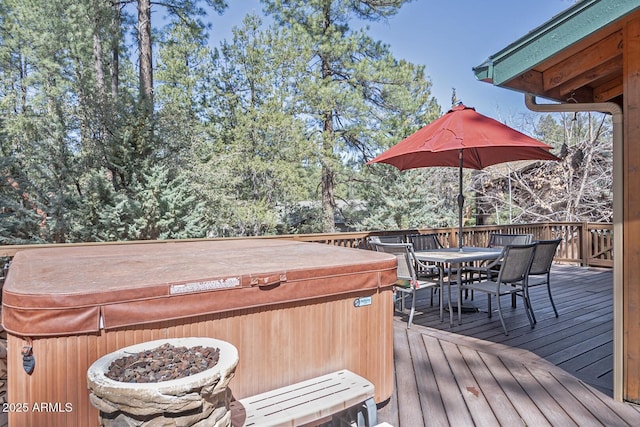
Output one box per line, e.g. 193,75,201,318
581,222,589,267
623,16,640,403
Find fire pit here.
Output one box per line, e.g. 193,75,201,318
87,337,238,427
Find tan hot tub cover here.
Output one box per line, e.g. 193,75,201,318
2,239,397,336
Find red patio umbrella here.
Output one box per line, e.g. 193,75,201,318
367,103,559,248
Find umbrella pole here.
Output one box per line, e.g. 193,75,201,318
456,149,478,313
457,150,464,250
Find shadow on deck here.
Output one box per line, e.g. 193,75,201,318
377,264,640,426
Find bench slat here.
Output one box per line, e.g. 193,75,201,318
234,370,375,427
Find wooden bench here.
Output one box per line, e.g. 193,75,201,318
230,369,378,426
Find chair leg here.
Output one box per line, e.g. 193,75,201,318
547,287,558,317
496,294,509,336
546,273,558,317
462,270,474,300
395,291,407,313
522,292,535,328
439,271,445,323
519,285,537,324
526,289,537,324
456,274,468,325
407,291,416,329
457,286,462,325
465,288,474,301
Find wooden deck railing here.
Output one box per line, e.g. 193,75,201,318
0,222,613,269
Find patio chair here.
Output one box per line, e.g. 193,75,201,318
407,233,443,251
487,233,534,306
487,233,534,248
459,243,537,335
367,235,405,249
468,233,535,290
371,242,440,328
408,233,444,284
520,238,563,323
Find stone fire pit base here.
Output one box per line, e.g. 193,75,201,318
87,337,238,427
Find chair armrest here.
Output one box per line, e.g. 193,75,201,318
411,255,435,271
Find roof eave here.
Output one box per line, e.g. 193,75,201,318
473,0,640,88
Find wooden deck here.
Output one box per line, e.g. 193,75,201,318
377,264,640,426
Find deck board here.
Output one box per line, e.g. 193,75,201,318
408,333,445,427
393,326,424,427
440,339,500,426
456,345,520,426
426,334,474,426
480,351,551,426
377,264,640,426
499,356,577,426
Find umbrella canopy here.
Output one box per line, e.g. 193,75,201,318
367,103,560,248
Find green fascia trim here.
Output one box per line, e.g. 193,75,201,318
473,0,640,87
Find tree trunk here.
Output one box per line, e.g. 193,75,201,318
320,2,336,232
138,0,153,109
19,54,27,112
321,137,336,232
111,3,120,98
93,32,106,99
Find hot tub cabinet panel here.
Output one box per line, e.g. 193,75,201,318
2,240,396,427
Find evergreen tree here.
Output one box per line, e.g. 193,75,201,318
0,0,99,242
195,14,316,236
263,0,435,232
130,166,208,240
70,166,207,241
117,0,228,123
155,22,214,170
358,167,459,231
0,155,49,244
0,1,608,245
0,0,225,242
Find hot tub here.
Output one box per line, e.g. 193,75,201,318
1,239,396,427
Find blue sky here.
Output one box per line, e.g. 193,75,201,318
205,1,576,122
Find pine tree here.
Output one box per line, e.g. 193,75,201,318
194,14,317,236
263,0,436,232
71,166,208,241
0,0,225,242
0,155,49,244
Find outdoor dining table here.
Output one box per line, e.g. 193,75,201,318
414,247,503,325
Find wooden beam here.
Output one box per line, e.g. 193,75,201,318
544,30,623,91
504,70,545,96
505,70,596,103
623,16,640,404
594,76,624,102
554,56,622,98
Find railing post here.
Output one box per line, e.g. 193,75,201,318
581,222,589,267
449,227,456,247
